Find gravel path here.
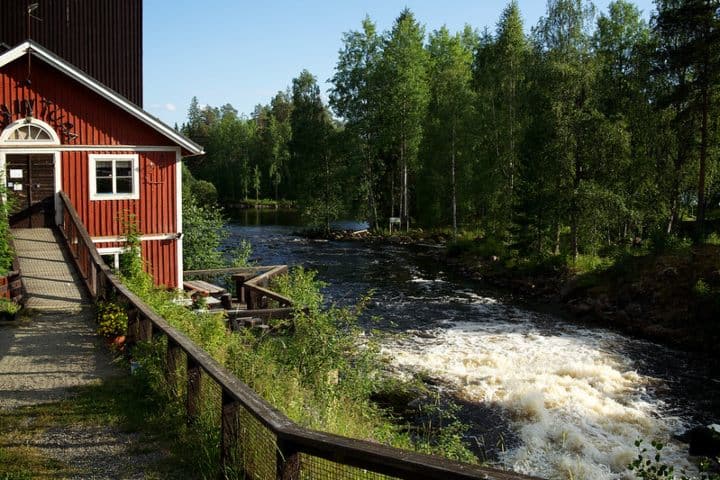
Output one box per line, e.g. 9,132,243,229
0,312,116,408
0,312,169,478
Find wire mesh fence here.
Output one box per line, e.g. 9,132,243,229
299,454,401,480
234,404,278,480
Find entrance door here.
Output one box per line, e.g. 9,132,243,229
6,154,56,228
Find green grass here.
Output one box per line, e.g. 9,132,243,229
0,373,188,479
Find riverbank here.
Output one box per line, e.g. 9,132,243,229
303,228,720,355
227,198,296,209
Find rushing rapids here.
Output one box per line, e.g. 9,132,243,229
381,289,691,479
226,210,719,480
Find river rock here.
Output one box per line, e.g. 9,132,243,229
626,303,643,318
615,309,630,323
676,425,720,457
572,300,593,315
560,278,582,300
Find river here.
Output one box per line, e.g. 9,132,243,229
225,209,719,480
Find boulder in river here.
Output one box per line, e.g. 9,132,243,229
676,424,720,457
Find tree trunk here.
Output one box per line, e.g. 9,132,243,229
571,143,581,262
451,120,458,238
404,159,409,232
696,80,709,242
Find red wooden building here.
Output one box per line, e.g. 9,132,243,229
0,41,203,288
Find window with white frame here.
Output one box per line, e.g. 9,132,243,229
98,247,126,272
0,119,61,145
89,154,140,200
98,246,138,273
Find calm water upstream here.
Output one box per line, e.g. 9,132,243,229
225,209,719,480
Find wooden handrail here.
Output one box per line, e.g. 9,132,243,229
55,191,540,480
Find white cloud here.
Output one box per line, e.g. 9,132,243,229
148,103,177,112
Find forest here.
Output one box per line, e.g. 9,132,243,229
181,0,720,261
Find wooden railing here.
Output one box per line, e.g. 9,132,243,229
184,265,295,320
56,191,539,480
2,237,26,302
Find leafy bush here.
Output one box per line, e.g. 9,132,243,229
706,233,720,246
0,298,20,315
694,279,711,298
95,301,128,338
0,178,14,275
629,439,720,480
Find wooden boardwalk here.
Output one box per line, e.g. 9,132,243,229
11,228,88,312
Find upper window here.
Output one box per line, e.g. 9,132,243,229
89,154,140,200
0,119,60,145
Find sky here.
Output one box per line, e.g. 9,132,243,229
143,0,657,127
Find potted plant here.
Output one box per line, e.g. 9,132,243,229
0,298,20,321
96,301,128,350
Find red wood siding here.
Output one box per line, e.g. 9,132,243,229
62,151,177,237
143,239,178,289
0,59,169,145
0,55,183,289
95,239,179,288
0,0,143,106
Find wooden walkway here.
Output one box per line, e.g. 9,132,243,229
11,228,88,312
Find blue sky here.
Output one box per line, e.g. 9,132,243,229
143,0,656,127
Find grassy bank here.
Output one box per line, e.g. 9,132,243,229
446,232,720,353
227,198,296,210
304,226,720,353
121,267,477,478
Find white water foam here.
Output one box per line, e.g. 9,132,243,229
382,309,692,480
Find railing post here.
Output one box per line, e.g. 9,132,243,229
233,274,246,304
187,357,202,424
90,260,97,298
220,389,241,477
276,437,300,480
125,307,139,350
246,287,254,310
138,315,153,342
165,338,182,394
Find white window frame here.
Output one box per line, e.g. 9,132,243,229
0,118,61,145
97,247,129,271
89,154,140,200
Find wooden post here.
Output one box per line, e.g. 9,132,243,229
233,274,246,304
125,307,139,349
220,293,232,310
165,338,182,394
220,389,241,476
276,438,300,480
139,315,153,342
90,259,97,298
187,357,202,424
246,288,254,310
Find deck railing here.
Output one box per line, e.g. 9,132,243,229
56,191,539,480
184,265,295,321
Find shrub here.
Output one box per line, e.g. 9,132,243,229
95,301,128,338
694,279,711,298
629,439,720,480
0,178,13,275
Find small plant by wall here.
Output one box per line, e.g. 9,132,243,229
95,301,128,338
